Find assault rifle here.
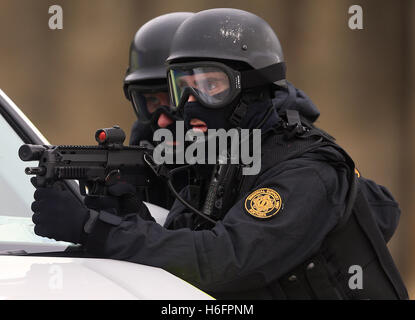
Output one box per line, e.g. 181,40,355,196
19,125,219,224
18,125,154,196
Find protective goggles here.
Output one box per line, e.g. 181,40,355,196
167,61,287,110
167,62,241,109
126,84,171,122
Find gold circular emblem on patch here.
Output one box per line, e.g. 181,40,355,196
244,188,282,219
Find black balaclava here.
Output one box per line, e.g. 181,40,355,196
130,105,181,146
182,101,235,131
149,106,180,136
181,86,278,132
179,86,280,170
129,120,153,146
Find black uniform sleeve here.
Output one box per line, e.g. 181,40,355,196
84,158,348,295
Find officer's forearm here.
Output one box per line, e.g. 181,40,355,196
82,210,316,294
84,212,208,287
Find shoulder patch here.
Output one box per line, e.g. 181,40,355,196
244,188,282,219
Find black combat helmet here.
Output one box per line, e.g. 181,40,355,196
123,12,194,96
167,8,285,79
123,12,194,124
166,9,286,128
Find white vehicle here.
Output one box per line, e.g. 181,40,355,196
0,89,213,300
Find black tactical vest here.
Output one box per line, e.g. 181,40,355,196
234,111,409,300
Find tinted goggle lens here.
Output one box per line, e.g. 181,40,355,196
128,87,169,120
168,66,235,108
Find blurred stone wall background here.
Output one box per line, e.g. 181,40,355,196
0,0,414,297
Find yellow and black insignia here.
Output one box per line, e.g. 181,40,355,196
244,188,282,219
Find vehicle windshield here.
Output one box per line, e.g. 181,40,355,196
0,112,70,254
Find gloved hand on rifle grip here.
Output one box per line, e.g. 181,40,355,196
83,182,155,221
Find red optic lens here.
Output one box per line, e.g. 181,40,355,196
98,131,106,142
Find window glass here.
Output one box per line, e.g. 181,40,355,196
0,113,69,248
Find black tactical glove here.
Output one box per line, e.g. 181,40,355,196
31,180,91,244
84,182,155,221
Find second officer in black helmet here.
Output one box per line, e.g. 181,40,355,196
122,12,194,209
31,8,408,300
124,13,194,146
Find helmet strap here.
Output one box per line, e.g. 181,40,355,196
228,85,273,127
229,100,249,127
241,62,286,89
228,62,284,126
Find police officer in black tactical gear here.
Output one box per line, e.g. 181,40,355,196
122,12,194,208
31,8,408,300
124,12,194,147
